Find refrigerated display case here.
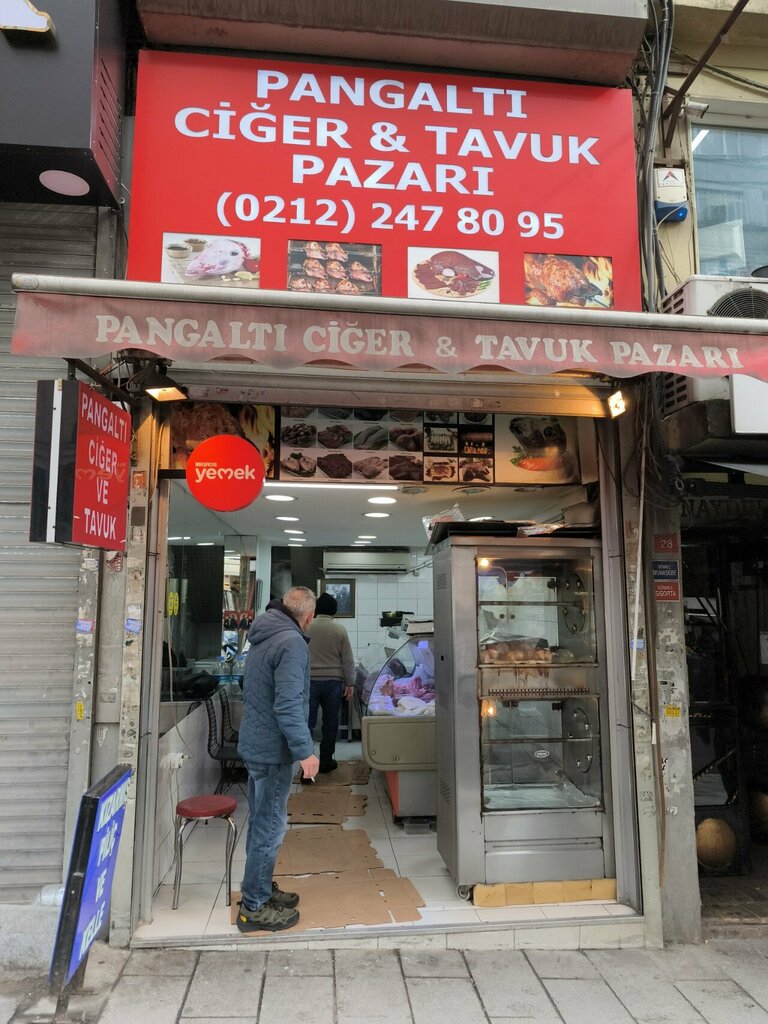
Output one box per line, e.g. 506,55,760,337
358,632,437,818
433,533,614,886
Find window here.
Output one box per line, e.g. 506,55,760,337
692,125,768,276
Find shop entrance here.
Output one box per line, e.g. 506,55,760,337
135,398,637,945
683,533,768,928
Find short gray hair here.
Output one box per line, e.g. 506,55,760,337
282,586,316,620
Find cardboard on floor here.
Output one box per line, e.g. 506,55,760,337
275,825,382,875
231,868,425,931
287,786,367,824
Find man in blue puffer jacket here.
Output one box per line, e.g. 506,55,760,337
237,586,319,932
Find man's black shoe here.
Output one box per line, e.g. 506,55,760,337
271,881,300,909
318,759,338,774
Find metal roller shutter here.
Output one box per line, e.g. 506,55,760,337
0,203,99,902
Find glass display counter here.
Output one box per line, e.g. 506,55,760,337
358,634,437,819
433,535,614,886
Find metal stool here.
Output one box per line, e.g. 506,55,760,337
172,794,237,910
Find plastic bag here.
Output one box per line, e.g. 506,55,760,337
422,502,464,539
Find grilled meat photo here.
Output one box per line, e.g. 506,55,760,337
280,451,316,477
317,424,353,448
354,456,387,479
354,425,389,450
317,452,353,478
281,422,316,447
389,455,422,481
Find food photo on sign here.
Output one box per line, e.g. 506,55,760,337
170,402,276,476
161,232,261,288
287,239,381,295
523,252,614,308
407,247,499,302
494,415,580,485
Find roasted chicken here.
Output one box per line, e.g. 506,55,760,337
524,254,601,305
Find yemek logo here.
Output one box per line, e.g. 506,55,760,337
186,435,266,511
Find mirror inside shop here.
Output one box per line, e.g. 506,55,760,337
148,404,611,941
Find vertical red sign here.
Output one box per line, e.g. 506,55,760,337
71,384,131,548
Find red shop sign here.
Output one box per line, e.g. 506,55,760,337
127,52,641,311
186,434,265,511
30,380,131,550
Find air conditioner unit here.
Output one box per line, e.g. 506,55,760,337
659,275,768,418
322,549,410,575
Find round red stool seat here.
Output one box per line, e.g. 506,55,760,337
176,795,237,819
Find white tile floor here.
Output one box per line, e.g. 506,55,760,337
133,744,634,943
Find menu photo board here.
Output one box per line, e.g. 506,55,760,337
277,408,581,486
127,52,641,310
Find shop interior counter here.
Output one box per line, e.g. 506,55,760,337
357,632,437,819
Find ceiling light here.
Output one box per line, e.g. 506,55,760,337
265,494,296,502
288,543,303,547
358,535,377,539
197,542,215,546
142,363,188,402
182,536,191,540
352,541,371,545
367,496,397,505
39,169,90,197
264,481,396,491
275,516,299,522
168,536,183,541
365,512,390,518
283,529,304,535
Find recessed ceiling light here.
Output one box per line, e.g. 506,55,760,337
283,529,304,535
364,512,390,518
275,516,299,522
265,494,296,502
367,496,397,505
358,535,377,539
39,169,90,196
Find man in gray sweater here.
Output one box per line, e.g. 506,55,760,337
307,592,356,774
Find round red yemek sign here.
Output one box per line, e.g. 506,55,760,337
186,434,266,512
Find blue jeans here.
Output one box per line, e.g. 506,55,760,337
241,761,294,911
308,678,343,768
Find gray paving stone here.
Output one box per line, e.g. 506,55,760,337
182,952,265,1017
258,975,334,1024
543,978,635,1024
466,950,560,1020
335,949,411,1022
82,941,131,988
643,945,728,980
587,950,705,1023
181,1019,254,1023
0,996,17,1024
123,948,199,976
706,941,768,1011
400,950,468,978
526,951,600,979
99,974,190,1024
676,979,768,1024
488,1020,565,1024
265,950,333,976
407,977,487,1024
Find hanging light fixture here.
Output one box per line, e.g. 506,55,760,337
142,362,188,402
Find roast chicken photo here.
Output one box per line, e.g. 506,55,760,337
523,252,612,308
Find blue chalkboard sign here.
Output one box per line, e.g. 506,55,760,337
50,765,132,993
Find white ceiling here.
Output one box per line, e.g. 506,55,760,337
167,479,587,550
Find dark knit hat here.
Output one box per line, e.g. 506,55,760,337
316,592,338,616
